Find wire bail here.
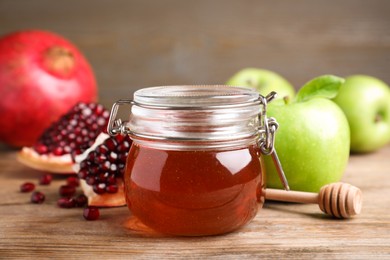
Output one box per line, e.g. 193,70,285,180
258,92,290,191
107,99,134,136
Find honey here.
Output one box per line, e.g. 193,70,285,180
125,143,264,236
108,85,281,236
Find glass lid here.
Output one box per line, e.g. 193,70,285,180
133,85,260,108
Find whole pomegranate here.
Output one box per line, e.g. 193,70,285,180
0,30,97,147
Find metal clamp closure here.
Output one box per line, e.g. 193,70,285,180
258,92,290,191
107,99,134,136
258,92,279,155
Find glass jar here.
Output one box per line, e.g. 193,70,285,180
108,85,283,236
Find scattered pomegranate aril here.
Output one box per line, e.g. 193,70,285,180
57,197,76,208
83,206,100,220
20,182,35,193
56,194,88,209
74,194,88,207
59,185,76,198
31,191,45,204
17,102,110,174
38,174,53,185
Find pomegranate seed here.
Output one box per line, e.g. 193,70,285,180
52,147,64,156
57,197,76,208
102,110,110,119
82,107,92,116
86,176,96,185
87,151,97,162
20,182,35,192
101,161,111,171
38,174,52,185
97,172,108,183
77,169,88,179
64,146,72,153
93,184,106,194
104,139,117,151
90,165,99,175
95,154,107,164
34,144,48,154
79,160,88,169
33,103,110,159
81,129,88,136
118,153,127,162
107,175,116,185
74,194,88,207
110,164,118,172
108,152,118,162
118,142,130,153
95,104,104,114
31,191,45,204
106,184,118,193
83,206,100,220
97,145,109,154
59,185,76,197
66,176,80,187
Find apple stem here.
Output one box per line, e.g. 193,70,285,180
374,112,384,123
283,96,290,105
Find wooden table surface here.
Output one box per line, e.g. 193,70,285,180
0,144,389,259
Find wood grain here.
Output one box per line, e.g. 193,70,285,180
0,144,390,259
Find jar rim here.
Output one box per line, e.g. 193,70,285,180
133,85,260,109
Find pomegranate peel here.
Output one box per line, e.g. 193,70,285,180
80,179,126,207
17,147,74,173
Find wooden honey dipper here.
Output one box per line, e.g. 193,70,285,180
265,182,362,219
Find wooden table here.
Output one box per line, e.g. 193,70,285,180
1,144,389,259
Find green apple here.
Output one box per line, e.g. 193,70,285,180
226,68,295,99
264,75,350,192
332,75,390,153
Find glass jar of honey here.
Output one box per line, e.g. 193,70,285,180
108,85,285,236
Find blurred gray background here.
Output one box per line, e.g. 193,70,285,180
0,0,389,107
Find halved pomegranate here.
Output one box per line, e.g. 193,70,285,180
18,102,110,173
74,133,131,207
